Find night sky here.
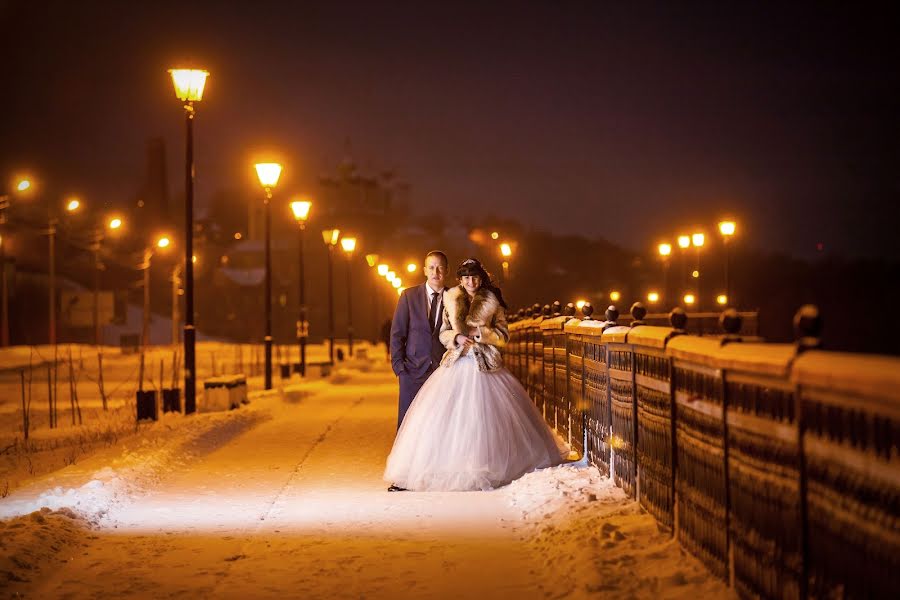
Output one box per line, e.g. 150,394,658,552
2,1,897,259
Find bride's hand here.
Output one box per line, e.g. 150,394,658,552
455,334,474,348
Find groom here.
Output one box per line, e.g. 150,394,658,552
389,250,449,430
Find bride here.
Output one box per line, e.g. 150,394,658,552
384,258,566,491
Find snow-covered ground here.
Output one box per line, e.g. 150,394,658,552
0,347,732,598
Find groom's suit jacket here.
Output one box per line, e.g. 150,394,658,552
390,283,445,380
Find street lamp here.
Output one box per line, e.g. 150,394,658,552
90,215,125,346
48,196,83,345
291,197,312,376
658,242,672,306
340,236,357,357
138,235,172,393
692,233,705,311
683,293,696,307
609,290,621,303
254,162,283,390
322,228,340,363
718,220,736,306
377,264,389,277
1,178,36,346
717,294,728,306
500,242,512,281
169,66,208,415
647,291,660,304
142,235,172,350
366,254,380,342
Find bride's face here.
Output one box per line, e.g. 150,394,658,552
461,275,482,295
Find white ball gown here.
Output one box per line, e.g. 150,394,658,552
384,351,567,492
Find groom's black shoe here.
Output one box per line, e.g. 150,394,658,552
387,484,408,492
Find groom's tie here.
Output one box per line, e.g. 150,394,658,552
429,291,440,334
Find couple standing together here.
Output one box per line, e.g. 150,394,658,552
383,251,566,492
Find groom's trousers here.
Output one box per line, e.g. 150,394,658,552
398,369,433,429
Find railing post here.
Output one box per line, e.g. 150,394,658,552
793,304,822,600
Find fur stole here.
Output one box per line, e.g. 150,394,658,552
439,286,509,372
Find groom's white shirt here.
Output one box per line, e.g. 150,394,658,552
424,282,445,330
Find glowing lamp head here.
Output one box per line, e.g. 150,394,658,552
692,270,700,278
340,237,357,253
377,264,389,276
500,242,512,257
392,279,402,289
491,231,499,240
719,221,736,236
16,179,31,192
406,263,417,273
322,229,340,246
717,294,728,306
677,235,691,249
398,287,406,295
254,163,283,189
65,198,81,212
366,254,380,268
192,254,198,265
168,69,209,102
108,217,123,230
609,291,621,302
386,271,396,281
576,299,586,310
290,199,312,222
683,293,696,306
692,233,705,247
658,243,672,257
647,292,660,303
156,236,171,249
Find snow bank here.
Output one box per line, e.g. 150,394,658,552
505,464,733,598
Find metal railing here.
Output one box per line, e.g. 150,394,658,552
506,301,899,599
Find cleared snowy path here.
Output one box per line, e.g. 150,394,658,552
3,362,732,599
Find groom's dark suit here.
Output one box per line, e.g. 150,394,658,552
390,283,445,428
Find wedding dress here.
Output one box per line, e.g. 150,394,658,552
383,350,567,492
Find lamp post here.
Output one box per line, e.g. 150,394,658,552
171,262,182,345
255,162,283,390
46,197,82,345
139,235,171,391
291,198,312,376
340,237,357,357
658,243,671,308
1,177,34,346
91,215,124,346
718,220,736,306
500,242,512,282
366,254,380,343
677,234,691,294
692,233,705,311
322,228,340,363
142,236,171,348
168,67,208,414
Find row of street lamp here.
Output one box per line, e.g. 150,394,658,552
0,178,131,348
655,220,737,310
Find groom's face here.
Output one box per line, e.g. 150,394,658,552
423,255,447,289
